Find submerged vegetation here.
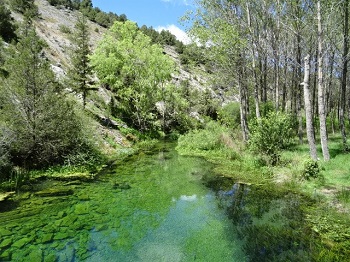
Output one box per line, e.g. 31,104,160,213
1,0,350,261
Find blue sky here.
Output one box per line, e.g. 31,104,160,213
91,0,195,43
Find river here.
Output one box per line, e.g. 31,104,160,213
0,143,318,261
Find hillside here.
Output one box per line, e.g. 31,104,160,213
9,0,212,153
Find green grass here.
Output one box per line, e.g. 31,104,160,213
276,135,350,198
177,125,350,260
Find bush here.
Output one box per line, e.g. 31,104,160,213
59,24,72,34
218,102,241,129
0,2,17,42
176,121,239,160
301,159,320,180
10,0,38,17
248,111,294,165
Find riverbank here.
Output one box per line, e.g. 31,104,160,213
1,129,350,261
176,125,350,261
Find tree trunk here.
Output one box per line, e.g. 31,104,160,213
302,55,318,160
246,3,261,120
317,1,330,161
296,33,304,144
340,0,349,150
238,55,249,141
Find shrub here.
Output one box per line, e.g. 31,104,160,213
59,24,72,34
176,121,239,160
301,159,320,180
218,102,241,129
248,111,294,165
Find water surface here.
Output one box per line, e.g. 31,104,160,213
0,144,246,261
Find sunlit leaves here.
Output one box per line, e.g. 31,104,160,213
90,21,175,132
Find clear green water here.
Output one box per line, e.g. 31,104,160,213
0,144,246,261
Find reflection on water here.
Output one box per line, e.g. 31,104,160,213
0,145,246,261
0,144,318,261
215,181,317,262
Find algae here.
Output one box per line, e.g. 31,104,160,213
0,142,319,261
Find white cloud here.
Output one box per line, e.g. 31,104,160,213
160,0,193,6
156,24,192,45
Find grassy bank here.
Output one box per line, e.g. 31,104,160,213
176,122,350,261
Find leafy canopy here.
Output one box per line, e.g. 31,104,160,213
90,21,176,132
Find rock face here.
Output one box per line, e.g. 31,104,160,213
32,0,106,68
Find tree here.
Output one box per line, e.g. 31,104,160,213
317,0,330,161
67,14,95,109
0,0,17,42
340,0,349,150
90,21,175,132
80,0,93,9
0,22,86,168
248,111,294,165
302,55,318,160
187,0,249,141
10,0,38,18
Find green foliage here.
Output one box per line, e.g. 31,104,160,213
66,14,94,108
0,23,94,168
91,21,179,133
59,24,72,34
0,124,13,177
217,102,241,129
301,159,320,180
0,39,9,77
47,0,74,9
0,1,17,42
177,121,238,160
308,206,350,261
156,30,177,46
179,44,207,66
10,0,38,18
248,111,294,165
336,187,350,204
259,101,275,117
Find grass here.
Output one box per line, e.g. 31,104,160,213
276,135,350,200
176,125,350,260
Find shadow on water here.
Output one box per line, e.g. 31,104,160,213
204,174,319,262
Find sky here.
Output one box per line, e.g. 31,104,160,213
91,0,196,44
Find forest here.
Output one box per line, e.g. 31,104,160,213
1,0,350,261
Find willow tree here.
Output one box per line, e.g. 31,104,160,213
90,21,175,132
187,0,249,141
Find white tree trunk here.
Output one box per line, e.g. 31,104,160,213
302,55,318,160
317,1,330,161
